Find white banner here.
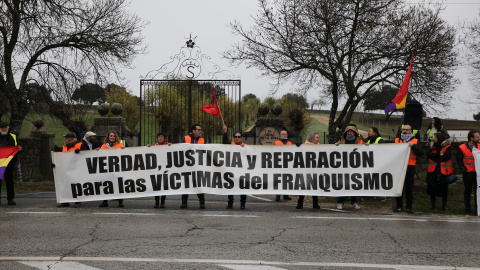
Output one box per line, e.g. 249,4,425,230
52,143,411,203
472,148,480,216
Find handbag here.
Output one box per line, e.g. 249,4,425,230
446,174,457,184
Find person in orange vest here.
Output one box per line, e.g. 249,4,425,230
335,125,363,210
426,133,452,210
98,130,125,208
58,132,82,208
180,124,206,209
223,124,247,209
147,132,171,208
274,130,292,201
0,121,22,206
457,130,480,214
393,124,423,214
297,132,321,210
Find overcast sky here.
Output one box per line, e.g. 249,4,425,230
120,0,480,120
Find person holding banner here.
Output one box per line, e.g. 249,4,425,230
98,130,125,208
365,127,384,144
335,126,363,210
80,131,100,151
58,132,83,207
223,124,247,209
297,132,321,209
0,121,22,205
180,124,206,209
426,133,452,211
393,124,423,214
275,130,293,201
147,132,171,208
457,130,480,214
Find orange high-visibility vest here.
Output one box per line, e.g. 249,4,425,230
440,145,453,175
459,143,480,172
184,136,205,144
395,138,418,166
274,140,292,145
428,148,438,173
101,142,123,149
62,142,82,152
231,142,247,146
155,142,168,145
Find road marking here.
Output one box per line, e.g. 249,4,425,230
19,261,102,270
247,195,273,201
292,216,480,223
7,212,66,214
195,214,260,218
2,257,479,269
220,264,287,270
92,213,159,216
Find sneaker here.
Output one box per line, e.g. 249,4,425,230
352,203,360,210
160,203,165,208
406,209,414,214
226,205,233,209
240,205,246,210
283,195,292,200
7,200,16,205
337,203,343,210
393,208,402,212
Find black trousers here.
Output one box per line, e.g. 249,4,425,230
0,161,15,201
463,171,478,211
228,195,246,205
396,172,415,209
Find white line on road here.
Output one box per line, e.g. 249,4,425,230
19,261,102,270
92,213,160,216
2,257,479,270
7,212,66,214
247,195,273,201
220,264,287,270
194,214,260,218
292,216,480,223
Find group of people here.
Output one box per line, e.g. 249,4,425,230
0,117,478,215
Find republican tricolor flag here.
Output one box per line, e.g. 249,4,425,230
0,146,19,179
384,53,414,115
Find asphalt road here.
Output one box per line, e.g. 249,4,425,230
1,192,480,270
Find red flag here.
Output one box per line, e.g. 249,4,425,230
200,87,222,118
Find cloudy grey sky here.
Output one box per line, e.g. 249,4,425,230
120,0,480,120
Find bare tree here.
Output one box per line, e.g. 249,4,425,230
0,0,146,134
463,10,480,93
224,0,458,142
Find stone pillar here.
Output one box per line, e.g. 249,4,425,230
91,103,138,147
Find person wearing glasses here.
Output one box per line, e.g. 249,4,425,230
147,132,171,208
274,130,293,201
393,124,423,214
98,130,126,208
296,132,321,209
180,124,206,209
222,124,247,209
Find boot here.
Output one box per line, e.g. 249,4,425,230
283,195,292,200
160,196,166,208
118,199,124,208
312,196,320,209
429,196,435,210
442,198,448,211
180,195,188,208
296,196,304,209
275,195,281,201
154,196,160,208
98,200,108,207
240,202,246,209
198,194,206,209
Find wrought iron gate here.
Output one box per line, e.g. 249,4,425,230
139,36,241,145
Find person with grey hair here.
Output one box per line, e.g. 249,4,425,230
297,132,321,209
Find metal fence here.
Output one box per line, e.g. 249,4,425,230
139,79,241,145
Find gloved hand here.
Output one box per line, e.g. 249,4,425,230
75,149,80,154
